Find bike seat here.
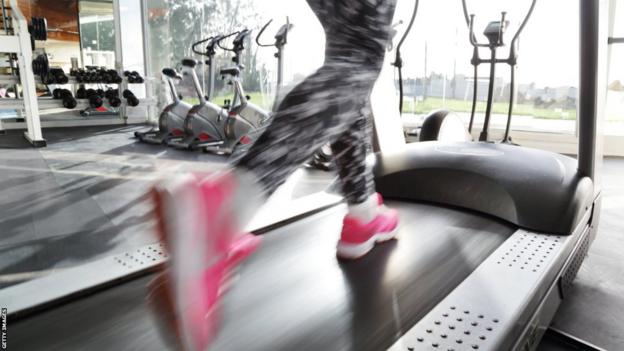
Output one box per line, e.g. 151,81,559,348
181,58,197,68
162,68,181,79
220,66,240,77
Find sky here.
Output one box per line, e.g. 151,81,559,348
252,0,624,89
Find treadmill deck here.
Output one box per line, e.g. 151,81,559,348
10,201,514,351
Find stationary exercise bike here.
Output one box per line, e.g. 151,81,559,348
167,36,228,150
134,68,192,144
203,21,292,155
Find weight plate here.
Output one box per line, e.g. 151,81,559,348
40,18,48,41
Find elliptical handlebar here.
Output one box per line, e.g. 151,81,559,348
509,0,537,57
393,0,419,114
462,0,536,51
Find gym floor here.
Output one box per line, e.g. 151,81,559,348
0,125,333,290
0,126,622,349
545,157,624,350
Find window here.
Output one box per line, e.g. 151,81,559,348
397,0,579,136
145,0,324,111
607,0,624,136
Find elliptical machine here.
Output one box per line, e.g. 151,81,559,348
463,0,537,143
167,36,228,150
418,0,537,143
134,68,192,144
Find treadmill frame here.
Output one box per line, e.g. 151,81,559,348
387,195,601,351
383,1,606,349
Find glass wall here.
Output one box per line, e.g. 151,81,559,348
145,0,324,112
607,0,624,136
396,0,579,136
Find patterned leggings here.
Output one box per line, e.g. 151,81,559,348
236,0,397,205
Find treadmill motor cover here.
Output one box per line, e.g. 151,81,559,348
373,142,594,235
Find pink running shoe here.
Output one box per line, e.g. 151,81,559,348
336,193,399,259
148,174,261,351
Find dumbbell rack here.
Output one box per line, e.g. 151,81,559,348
0,0,156,147
0,0,44,146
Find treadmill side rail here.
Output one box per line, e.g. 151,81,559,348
387,204,593,351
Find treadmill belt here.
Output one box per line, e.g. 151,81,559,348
10,201,515,351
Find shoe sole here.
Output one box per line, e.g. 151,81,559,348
336,227,398,260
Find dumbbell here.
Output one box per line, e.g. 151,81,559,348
85,88,103,108
41,73,56,85
104,89,122,107
122,89,139,107
52,88,63,99
124,71,144,84
73,69,85,82
107,69,123,84
76,87,87,99
52,88,77,109
49,68,69,84
86,72,97,83
96,68,109,83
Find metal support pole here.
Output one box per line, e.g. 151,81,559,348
479,48,497,142
112,0,126,122
503,64,516,143
272,46,285,112
140,0,155,123
207,58,215,100
9,0,45,146
468,63,478,133
578,0,599,180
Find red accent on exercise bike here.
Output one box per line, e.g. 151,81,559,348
240,135,252,145
172,128,185,137
199,133,211,141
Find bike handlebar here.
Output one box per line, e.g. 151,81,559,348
192,35,222,57
218,29,252,52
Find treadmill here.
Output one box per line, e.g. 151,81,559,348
7,1,602,351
